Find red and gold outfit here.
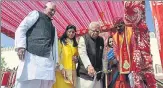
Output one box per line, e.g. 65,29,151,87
113,18,134,88
124,1,156,88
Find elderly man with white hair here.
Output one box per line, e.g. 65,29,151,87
14,2,58,88
77,22,104,88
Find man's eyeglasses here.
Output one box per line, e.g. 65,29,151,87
91,30,100,33
67,31,76,34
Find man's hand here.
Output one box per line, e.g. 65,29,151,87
87,65,96,77
17,48,25,60
72,56,78,63
55,63,60,71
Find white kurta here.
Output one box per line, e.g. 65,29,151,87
77,36,102,88
15,10,58,83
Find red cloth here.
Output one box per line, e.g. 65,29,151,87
115,75,130,88
1,71,11,86
124,1,156,88
151,1,163,69
12,73,16,86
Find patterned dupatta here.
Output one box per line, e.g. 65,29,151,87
107,48,114,61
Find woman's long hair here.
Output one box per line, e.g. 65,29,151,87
60,24,78,47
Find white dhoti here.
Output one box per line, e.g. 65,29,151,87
76,77,102,88
14,79,54,88
14,51,56,88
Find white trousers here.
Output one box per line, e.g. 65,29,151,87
14,79,54,88
76,77,102,88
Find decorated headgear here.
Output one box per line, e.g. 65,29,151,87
113,17,123,25
113,17,124,28
124,1,145,25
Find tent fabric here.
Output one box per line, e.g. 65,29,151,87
1,1,124,38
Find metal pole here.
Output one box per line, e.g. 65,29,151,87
105,73,108,88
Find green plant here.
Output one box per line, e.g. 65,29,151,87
1,57,7,69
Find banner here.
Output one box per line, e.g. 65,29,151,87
150,1,163,68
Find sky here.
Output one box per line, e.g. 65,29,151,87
1,1,155,48
1,33,14,47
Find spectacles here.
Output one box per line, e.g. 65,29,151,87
67,31,76,34
91,30,100,33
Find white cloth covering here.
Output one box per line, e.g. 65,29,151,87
76,77,102,88
14,79,54,88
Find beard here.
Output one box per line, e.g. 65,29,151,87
118,28,124,33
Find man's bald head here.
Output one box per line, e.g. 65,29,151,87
44,2,56,18
45,2,56,9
